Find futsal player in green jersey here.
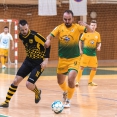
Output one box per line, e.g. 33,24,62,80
75,20,101,87
45,10,92,108
0,20,50,108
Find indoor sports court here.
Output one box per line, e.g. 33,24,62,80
0,0,117,117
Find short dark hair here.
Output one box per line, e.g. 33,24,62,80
4,26,8,29
63,10,74,17
91,20,97,23
19,20,28,26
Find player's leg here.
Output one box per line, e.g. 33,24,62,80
0,59,32,108
88,67,97,86
75,54,89,86
4,56,7,64
57,58,68,102
27,63,44,104
0,75,24,108
88,56,98,86
0,49,8,68
63,57,79,108
64,69,77,108
75,66,84,86
57,74,67,102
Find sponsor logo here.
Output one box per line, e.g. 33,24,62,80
29,39,33,44
74,0,82,2
29,78,34,81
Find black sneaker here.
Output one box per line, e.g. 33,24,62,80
35,89,41,103
0,102,9,108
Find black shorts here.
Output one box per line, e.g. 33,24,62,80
17,57,44,84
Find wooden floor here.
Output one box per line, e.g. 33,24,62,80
0,61,117,117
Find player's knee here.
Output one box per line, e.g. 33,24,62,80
26,81,33,90
92,67,97,71
12,76,22,86
26,81,30,89
80,66,84,70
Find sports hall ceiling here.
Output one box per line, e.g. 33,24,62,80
0,0,117,5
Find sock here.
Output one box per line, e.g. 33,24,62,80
5,84,18,103
76,69,83,83
4,57,7,63
67,86,75,100
59,81,67,92
32,86,40,95
88,70,96,83
1,56,5,65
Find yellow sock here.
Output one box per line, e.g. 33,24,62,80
59,81,67,92
88,70,96,83
32,86,40,95
5,84,18,103
76,69,83,83
1,56,5,65
67,86,75,100
4,57,7,63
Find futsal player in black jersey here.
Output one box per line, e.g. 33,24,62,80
0,20,50,108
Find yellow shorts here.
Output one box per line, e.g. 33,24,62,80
57,56,81,74
0,48,8,56
80,54,98,67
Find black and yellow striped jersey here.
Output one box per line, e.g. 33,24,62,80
19,30,50,59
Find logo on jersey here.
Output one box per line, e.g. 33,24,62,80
88,39,95,48
95,36,98,39
64,36,70,41
2,39,8,44
74,61,77,66
71,29,74,32
74,0,82,2
29,39,33,44
90,40,94,44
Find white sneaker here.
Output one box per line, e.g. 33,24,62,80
64,99,70,108
2,65,6,69
63,92,67,102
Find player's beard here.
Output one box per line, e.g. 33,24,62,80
65,23,72,28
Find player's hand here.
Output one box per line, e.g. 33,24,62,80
80,50,83,55
97,47,101,51
45,37,51,48
40,58,48,69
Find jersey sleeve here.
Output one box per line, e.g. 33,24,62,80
51,26,59,37
9,34,13,40
97,33,101,43
76,24,86,34
35,33,50,58
80,33,85,41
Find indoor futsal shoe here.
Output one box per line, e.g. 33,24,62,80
35,89,41,103
75,82,79,87
0,102,9,108
2,65,6,69
88,82,97,86
64,99,70,108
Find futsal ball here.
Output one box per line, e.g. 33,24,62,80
51,100,64,114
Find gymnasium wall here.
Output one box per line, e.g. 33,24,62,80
0,4,117,62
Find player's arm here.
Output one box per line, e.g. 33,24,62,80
11,40,14,50
79,33,84,55
9,34,14,50
78,21,93,32
45,34,54,48
79,40,83,55
97,42,101,51
35,33,51,59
